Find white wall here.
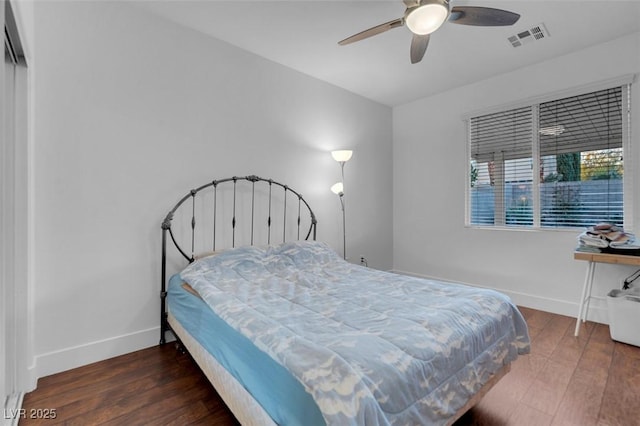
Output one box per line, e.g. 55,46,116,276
393,32,640,323
29,1,392,378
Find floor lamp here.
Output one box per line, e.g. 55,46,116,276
330,150,352,260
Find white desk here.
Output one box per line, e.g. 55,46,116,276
573,251,640,336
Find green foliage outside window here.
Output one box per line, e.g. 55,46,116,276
470,164,478,187
581,149,623,181
556,153,581,181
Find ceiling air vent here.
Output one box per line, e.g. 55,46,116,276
508,23,550,48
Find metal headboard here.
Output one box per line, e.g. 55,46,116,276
160,174,317,344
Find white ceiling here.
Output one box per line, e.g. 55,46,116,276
137,0,640,107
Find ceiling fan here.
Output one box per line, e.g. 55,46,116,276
338,0,521,64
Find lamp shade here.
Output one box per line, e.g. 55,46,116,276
331,150,353,163
330,182,344,195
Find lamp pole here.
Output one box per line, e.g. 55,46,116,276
340,161,347,260
331,150,353,261
339,191,346,260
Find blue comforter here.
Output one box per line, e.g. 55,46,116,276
180,241,530,425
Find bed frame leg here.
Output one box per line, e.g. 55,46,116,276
175,339,186,354
160,310,168,345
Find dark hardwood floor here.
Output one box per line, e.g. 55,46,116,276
20,307,640,425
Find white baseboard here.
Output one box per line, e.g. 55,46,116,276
2,393,24,426
34,326,162,379
390,269,609,325
497,287,609,325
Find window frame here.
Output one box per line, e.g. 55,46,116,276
2,0,30,404
464,76,635,231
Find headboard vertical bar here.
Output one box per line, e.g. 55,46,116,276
297,196,301,240
212,182,217,251
250,180,255,245
232,177,237,248
267,181,272,245
283,186,288,242
191,190,196,259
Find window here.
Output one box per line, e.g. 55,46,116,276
467,83,631,229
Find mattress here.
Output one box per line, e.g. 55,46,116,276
167,273,325,426
167,310,276,426
179,241,531,425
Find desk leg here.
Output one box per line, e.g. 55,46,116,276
574,261,595,337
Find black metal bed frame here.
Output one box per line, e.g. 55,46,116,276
160,175,317,344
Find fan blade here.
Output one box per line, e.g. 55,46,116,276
410,33,430,64
338,18,404,45
449,6,520,26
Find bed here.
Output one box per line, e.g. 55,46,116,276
160,175,530,426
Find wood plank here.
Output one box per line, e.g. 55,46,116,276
551,370,606,426
597,345,640,426
521,359,574,416
529,314,573,357
20,345,238,426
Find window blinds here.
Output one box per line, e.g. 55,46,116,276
469,106,533,163
468,85,628,229
539,87,623,157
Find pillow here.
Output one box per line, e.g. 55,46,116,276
194,249,225,260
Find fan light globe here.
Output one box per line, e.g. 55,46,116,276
406,3,449,35
539,125,565,136
331,182,344,195
331,150,353,163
